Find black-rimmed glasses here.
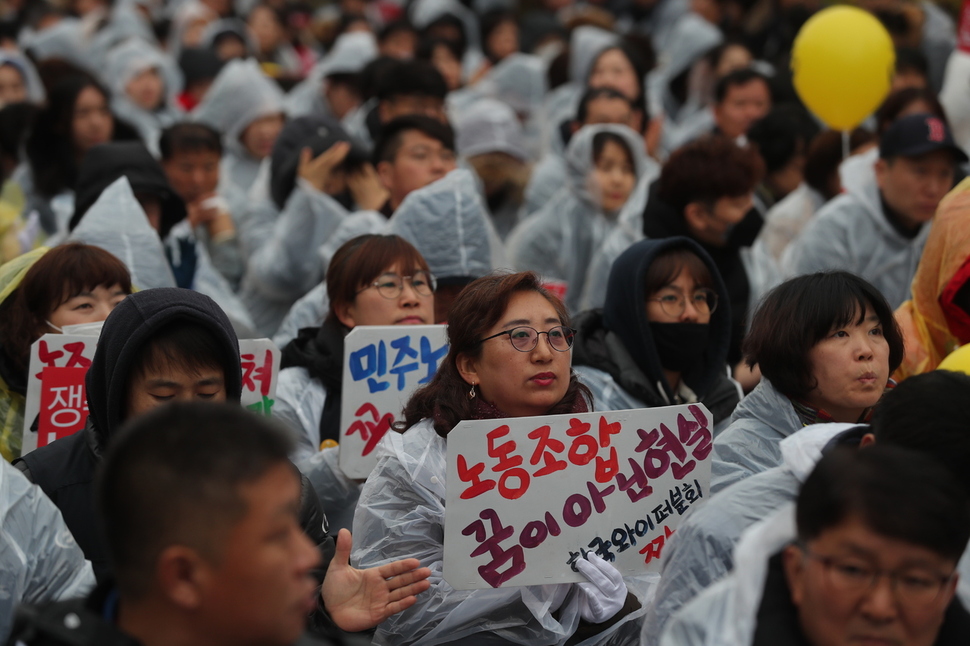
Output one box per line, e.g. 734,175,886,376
478,326,576,352
358,271,436,299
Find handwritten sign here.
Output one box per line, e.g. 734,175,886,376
443,404,712,589
340,325,448,478
22,334,281,455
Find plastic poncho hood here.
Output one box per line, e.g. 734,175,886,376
69,176,178,290
86,287,241,446
0,51,45,105
896,177,970,378
385,169,503,281
103,38,182,109
569,26,620,85
192,59,285,155
601,237,731,401
455,98,528,161
566,124,647,209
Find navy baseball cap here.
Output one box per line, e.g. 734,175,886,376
880,113,968,163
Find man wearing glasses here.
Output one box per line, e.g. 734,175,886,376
661,445,970,645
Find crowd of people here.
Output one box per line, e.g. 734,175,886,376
1,0,970,643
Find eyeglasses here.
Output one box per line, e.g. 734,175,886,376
799,545,956,607
478,326,576,353
647,288,718,318
359,271,436,299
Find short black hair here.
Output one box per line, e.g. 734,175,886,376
714,67,770,104
655,135,764,214
159,122,223,160
871,370,970,495
375,59,448,103
746,105,818,175
128,320,232,397
378,19,416,43
416,36,463,63
875,86,946,135
576,87,632,124
797,444,970,562
98,402,295,599
895,46,928,78
742,272,904,400
372,114,455,165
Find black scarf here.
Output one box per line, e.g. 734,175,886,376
280,318,348,445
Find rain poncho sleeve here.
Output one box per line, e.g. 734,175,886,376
709,379,801,494
352,420,644,646
297,445,362,533
239,181,352,336
780,175,930,310
273,281,330,349
0,459,95,642
273,366,327,461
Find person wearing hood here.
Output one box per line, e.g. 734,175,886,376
174,47,224,112
247,4,305,83
784,113,966,310
103,38,183,157
644,369,970,646
662,445,970,646
408,0,484,81
507,123,646,312
711,271,904,494
894,179,970,380
12,288,277,584
0,50,45,107
454,98,531,239
0,244,131,462
284,31,378,121
572,237,741,427
191,58,286,199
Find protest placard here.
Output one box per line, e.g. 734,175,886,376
443,404,712,589
22,335,281,455
339,325,448,478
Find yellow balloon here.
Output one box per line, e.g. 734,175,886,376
938,344,970,375
791,6,895,131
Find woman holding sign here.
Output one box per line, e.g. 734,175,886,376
0,243,131,461
352,272,641,645
276,234,437,459
572,237,741,430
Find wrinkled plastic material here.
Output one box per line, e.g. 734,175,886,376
352,419,646,646
285,32,378,119
507,124,647,312
297,444,361,532
781,167,929,309
274,366,328,461
273,281,330,350
19,19,96,73
710,379,802,494
643,423,854,645
68,177,177,289
647,13,722,127
456,99,529,161
387,169,506,280
0,459,95,642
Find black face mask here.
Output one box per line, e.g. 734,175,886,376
649,322,710,373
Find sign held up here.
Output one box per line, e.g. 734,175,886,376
443,404,713,590
340,325,448,479
22,334,281,455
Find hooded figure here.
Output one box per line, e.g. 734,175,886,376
408,0,484,78
70,141,186,239
572,237,740,426
895,177,970,380
103,39,183,156
284,32,378,119
15,288,243,580
0,51,46,106
192,59,285,197
507,124,646,312
0,458,95,642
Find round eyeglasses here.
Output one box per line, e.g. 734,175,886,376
647,288,718,319
359,271,436,299
478,326,576,353
799,546,956,608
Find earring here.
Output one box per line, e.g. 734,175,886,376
469,382,476,400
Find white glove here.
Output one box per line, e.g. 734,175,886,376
574,553,628,623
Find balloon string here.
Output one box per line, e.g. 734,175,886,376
842,130,850,160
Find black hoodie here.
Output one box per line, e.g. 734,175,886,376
572,237,741,425
69,142,187,239
16,288,244,580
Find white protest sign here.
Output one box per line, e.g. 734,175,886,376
340,325,449,478
443,404,712,589
22,334,281,455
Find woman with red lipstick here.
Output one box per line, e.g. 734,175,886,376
710,271,905,494
352,272,643,645
572,237,741,430
274,234,436,460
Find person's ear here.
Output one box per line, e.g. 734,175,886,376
455,352,479,386
377,100,394,124
859,432,877,448
782,544,807,607
683,201,709,235
376,160,394,192
155,545,209,610
874,158,889,192
334,301,356,329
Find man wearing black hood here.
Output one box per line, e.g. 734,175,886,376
572,237,741,427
